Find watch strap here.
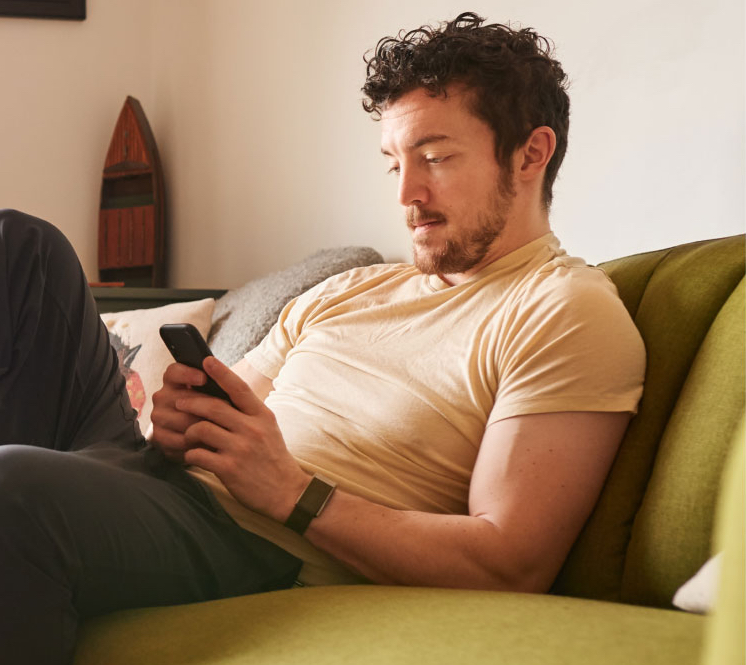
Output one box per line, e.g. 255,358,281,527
284,474,337,535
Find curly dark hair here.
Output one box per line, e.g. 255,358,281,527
362,12,570,207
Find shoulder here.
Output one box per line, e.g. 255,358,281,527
491,252,646,421
498,250,644,368
516,253,628,322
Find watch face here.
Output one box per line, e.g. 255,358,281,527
297,475,336,516
285,475,337,535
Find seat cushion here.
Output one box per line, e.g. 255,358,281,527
75,586,704,665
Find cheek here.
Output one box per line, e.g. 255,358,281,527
430,172,470,208
433,174,493,215
452,154,499,189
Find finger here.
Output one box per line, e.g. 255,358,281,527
153,385,208,408
163,362,207,388
184,419,235,452
175,394,240,431
151,407,202,434
202,356,265,415
183,446,225,475
151,428,191,460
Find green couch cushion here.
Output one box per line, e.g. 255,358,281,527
621,278,745,606
554,235,745,603
75,586,704,665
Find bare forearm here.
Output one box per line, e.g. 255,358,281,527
302,489,548,592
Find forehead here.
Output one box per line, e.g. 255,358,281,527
380,87,493,152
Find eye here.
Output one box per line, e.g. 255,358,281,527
425,155,449,165
387,164,401,176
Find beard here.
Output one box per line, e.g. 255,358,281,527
408,174,515,276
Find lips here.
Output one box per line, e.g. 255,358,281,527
407,208,447,232
411,220,443,233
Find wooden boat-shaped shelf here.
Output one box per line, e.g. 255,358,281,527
98,96,166,287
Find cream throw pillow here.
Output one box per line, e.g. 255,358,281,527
673,553,722,614
101,298,215,434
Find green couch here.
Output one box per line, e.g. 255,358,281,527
76,235,745,665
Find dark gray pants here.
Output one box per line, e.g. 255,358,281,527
0,210,301,665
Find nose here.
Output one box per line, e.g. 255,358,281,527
397,166,430,207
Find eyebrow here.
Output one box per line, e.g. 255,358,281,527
380,134,451,156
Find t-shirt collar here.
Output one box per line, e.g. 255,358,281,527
425,232,561,291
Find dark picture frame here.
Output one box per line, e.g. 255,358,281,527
0,0,85,20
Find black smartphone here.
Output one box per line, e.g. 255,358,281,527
159,323,232,403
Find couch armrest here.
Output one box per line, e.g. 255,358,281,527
701,415,745,665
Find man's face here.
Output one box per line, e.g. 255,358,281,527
380,87,515,281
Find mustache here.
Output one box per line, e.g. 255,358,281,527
406,207,447,228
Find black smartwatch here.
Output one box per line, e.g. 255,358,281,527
284,474,337,535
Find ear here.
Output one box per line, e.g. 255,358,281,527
515,126,556,181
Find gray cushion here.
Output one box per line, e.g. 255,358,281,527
208,246,384,366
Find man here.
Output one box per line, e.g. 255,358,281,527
0,12,645,664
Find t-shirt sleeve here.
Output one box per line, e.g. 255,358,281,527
243,306,297,380
243,268,363,380
243,283,326,380
488,268,646,424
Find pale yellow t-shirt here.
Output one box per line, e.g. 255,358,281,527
188,233,646,585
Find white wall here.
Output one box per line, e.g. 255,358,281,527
1,0,743,287
0,0,156,277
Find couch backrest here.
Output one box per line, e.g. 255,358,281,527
552,234,745,608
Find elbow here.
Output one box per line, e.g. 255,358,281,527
479,562,554,594
505,567,555,594
472,523,560,594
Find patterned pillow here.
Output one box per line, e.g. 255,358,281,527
101,298,215,434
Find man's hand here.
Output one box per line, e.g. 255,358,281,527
177,357,311,522
150,362,212,462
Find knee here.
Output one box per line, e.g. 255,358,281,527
0,209,76,263
0,209,88,326
0,209,54,241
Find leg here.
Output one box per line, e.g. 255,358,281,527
0,444,301,665
0,212,301,663
0,209,141,450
